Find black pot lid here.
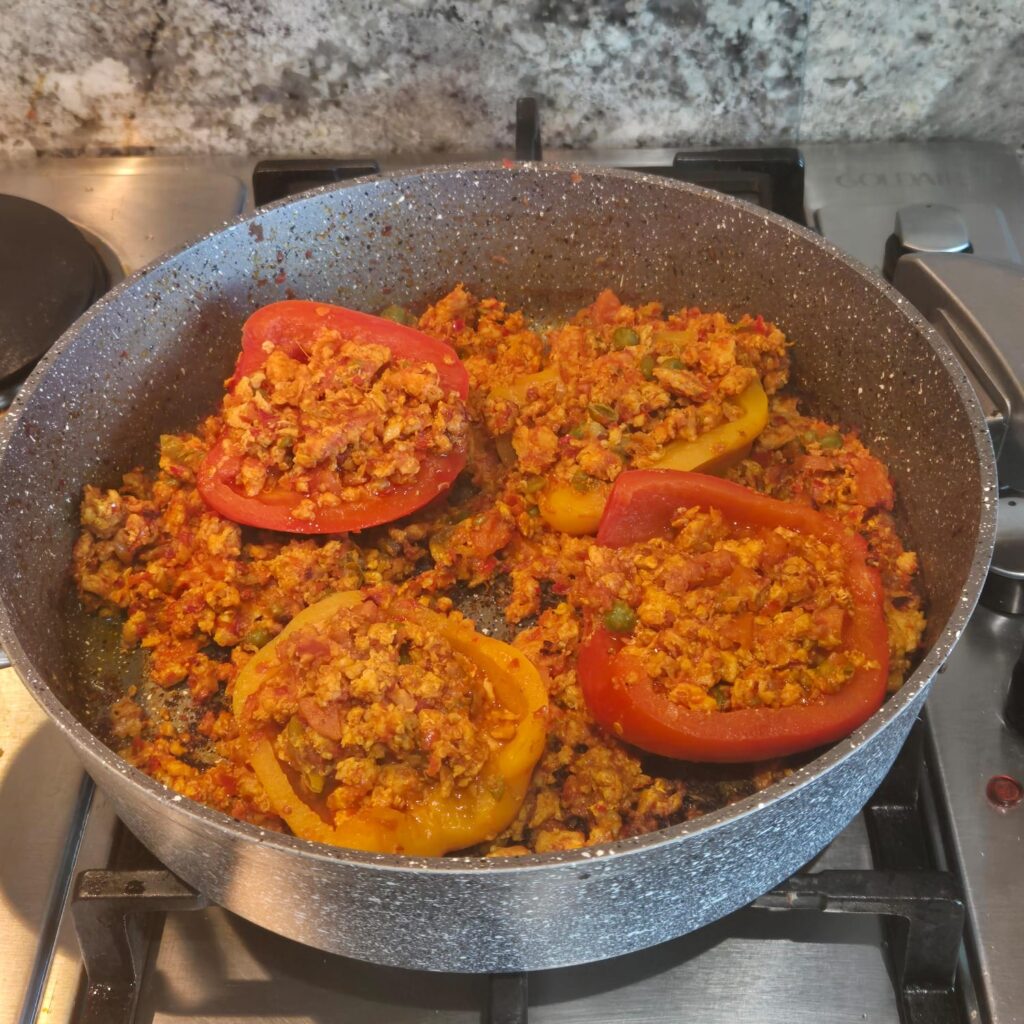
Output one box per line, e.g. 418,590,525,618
0,194,107,384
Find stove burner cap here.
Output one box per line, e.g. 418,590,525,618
0,193,107,384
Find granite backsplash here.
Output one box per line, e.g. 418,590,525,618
0,0,1020,159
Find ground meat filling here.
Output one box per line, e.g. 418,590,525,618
220,329,468,520
71,286,928,855
582,508,869,713
730,396,926,689
469,289,788,492
72,429,366,701
239,595,517,815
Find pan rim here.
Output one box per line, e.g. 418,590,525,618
0,159,997,876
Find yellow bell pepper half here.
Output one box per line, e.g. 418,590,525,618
233,591,548,856
537,379,768,536
647,377,769,473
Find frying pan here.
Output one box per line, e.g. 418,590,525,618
0,164,996,972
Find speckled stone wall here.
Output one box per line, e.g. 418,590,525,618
0,0,1020,158
800,1,1024,150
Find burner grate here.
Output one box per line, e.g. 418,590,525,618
251,157,381,207
71,870,207,1024
249,97,806,225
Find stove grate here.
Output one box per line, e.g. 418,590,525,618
248,98,806,226
70,869,206,1024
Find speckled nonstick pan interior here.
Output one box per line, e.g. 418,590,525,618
0,164,996,971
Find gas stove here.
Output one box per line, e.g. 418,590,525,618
2,124,1024,1024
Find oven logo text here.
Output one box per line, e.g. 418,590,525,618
835,170,967,189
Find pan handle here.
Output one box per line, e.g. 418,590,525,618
895,252,1024,613
892,252,1024,492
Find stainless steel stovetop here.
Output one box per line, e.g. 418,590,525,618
2,141,1023,1024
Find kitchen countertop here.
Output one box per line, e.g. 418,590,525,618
0,0,1019,160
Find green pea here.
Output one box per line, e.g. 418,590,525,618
380,303,415,325
572,471,599,493
527,505,541,517
570,421,605,440
710,683,731,710
611,326,640,350
587,402,618,424
242,625,275,649
525,475,547,493
603,599,637,633
640,353,657,380
820,432,844,449
659,357,684,371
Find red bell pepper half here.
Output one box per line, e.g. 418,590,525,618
198,301,469,534
578,469,890,763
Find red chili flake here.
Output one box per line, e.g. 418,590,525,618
570,171,583,184
752,314,770,336
451,318,465,332
274,271,286,284
275,250,284,263
502,158,515,169
382,225,393,236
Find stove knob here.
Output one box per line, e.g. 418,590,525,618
981,495,1024,614
883,203,972,279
